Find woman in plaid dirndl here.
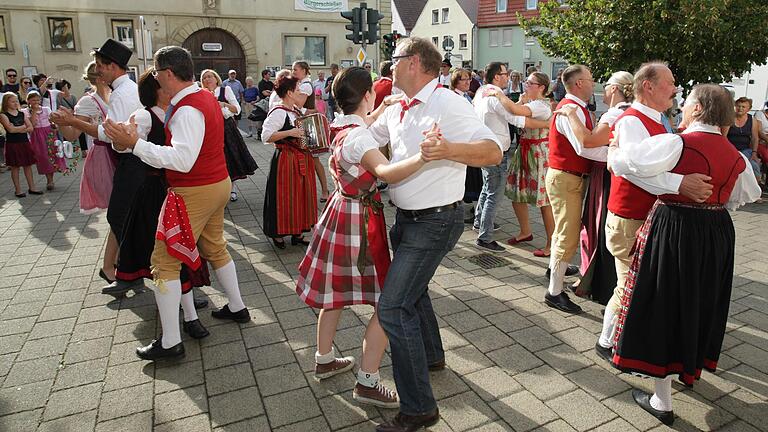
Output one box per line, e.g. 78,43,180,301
296,67,427,408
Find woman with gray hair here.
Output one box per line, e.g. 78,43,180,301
608,83,760,426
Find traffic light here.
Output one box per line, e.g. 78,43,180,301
341,7,362,44
382,31,401,59
365,8,385,44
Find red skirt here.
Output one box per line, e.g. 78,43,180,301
4,140,37,167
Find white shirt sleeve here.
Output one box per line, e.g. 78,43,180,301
526,99,552,120
368,108,392,146
132,109,153,141
73,96,99,119
598,107,623,127
555,108,608,161
490,98,526,129
224,86,241,115
342,129,381,164
726,154,763,210
299,82,313,96
261,109,288,143
132,106,204,172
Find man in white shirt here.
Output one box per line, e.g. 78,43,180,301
104,46,249,360
437,59,451,86
471,62,542,252
367,37,501,432
312,71,326,95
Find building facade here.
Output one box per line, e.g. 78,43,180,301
0,0,392,89
409,0,477,68
476,0,565,78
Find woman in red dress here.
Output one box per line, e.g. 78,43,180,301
296,67,426,408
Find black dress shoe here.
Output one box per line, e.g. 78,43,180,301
376,409,440,432
595,343,613,363
291,235,310,246
632,389,675,426
428,359,445,372
545,264,580,278
98,269,115,284
183,319,210,339
211,304,251,323
544,292,583,314
193,297,208,309
102,279,143,298
136,339,185,361
272,238,286,249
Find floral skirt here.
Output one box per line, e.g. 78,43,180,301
505,138,549,207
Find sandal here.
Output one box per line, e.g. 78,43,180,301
28,190,44,195
15,192,26,198
533,249,551,257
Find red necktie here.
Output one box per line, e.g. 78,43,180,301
399,98,422,123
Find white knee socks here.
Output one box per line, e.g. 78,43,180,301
180,291,198,322
215,261,246,312
154,279,182,349
650,376,673,412
598,307,617,349
548,259,566,296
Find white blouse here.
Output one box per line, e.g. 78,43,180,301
332,114,381,164
261,106,299,143
598,102,632,127
213,86,240,118
608,121,762,210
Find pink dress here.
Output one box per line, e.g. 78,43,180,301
314,88,327,115
23,107,65,175
76,94,116,214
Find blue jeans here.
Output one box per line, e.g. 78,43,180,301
475,150,510,242
377,205,464,415
740,149,761,178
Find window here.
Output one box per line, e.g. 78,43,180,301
432,9,439,24
489,29,499,47
432,36,439,46
526,0,538,10
502,29,513,46
497,0,507,13
459,33,467,49
0,16,9,51
283,36,326,66
442,8,450,23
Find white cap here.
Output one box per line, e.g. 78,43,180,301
228,69,236,74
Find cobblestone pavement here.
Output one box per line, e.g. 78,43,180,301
0,135,766,432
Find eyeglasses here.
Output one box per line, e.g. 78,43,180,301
497,72,509,76
392,54,414,64
459,78,471,81
525,80,542,86
151,68,169,78
7,74,16,78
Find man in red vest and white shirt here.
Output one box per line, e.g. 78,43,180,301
546,65,611,314
104,46,249,360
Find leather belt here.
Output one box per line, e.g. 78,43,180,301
555,168,589,179
397,201,461,219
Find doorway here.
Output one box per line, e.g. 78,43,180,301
182,28,246,81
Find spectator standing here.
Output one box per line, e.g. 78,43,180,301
552,68,566,103
438,60,451,86
727,97,761,180
33,74,61,112
257,70,274,100
372,61,393,109
325,63,340,121
364,62,378,81
2,68,20,94
18,77,33,107
223,69,244,103
242,76,259,137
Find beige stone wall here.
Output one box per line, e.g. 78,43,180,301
0,1,392,92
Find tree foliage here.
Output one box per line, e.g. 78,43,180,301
519,0,768,92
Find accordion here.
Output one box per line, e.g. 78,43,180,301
294,112,331,152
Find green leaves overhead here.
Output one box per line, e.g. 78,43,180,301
519,0,768,91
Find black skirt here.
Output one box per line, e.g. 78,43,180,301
107,154,148,240
463,167,483,203
223,117,258,181
115,172,211,291
575,166,616,304
612,203,735,386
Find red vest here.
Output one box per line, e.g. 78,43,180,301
607,108,667,219
660,131,745,205
548,98,593,174
164,90,229,187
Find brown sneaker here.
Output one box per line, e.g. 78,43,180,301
353,382,399,409
314,356,355,380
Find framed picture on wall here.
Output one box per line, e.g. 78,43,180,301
127,66,138,82
48,17,76,51
111,19,135,50
22,66,38,77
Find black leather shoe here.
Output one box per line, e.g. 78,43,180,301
428,359,445,372
98,269,115,284
595,343,613,363
183,319,210,339
193,297,208,309
211,304,251,323
376,409,440,432
272,238,286,249
544,292,583,314
101,279,143,298
291,235,310,246
632,389,675,426
136,339,185,361
545,264,580,278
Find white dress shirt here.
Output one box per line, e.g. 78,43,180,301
132,84,205,173
98,74,141,147
261,105,299,144
472,84,527,151
438,74,451,87
555,94,609,162
213,86,240,118
611,101,683,195
609,121,761,210
368,78,500,210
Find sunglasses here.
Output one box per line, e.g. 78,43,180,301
6,74,16,78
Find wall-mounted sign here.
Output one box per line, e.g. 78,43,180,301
202,42,223,52
295,0,348,12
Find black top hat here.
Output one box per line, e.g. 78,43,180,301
93,38,132,69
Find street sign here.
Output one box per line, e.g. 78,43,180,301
202,42,223,52
356,47,367,66
442,36,454,52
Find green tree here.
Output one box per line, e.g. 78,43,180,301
520,0,768,92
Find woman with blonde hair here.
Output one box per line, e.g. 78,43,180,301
555,71,635,303
200,69,258,201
